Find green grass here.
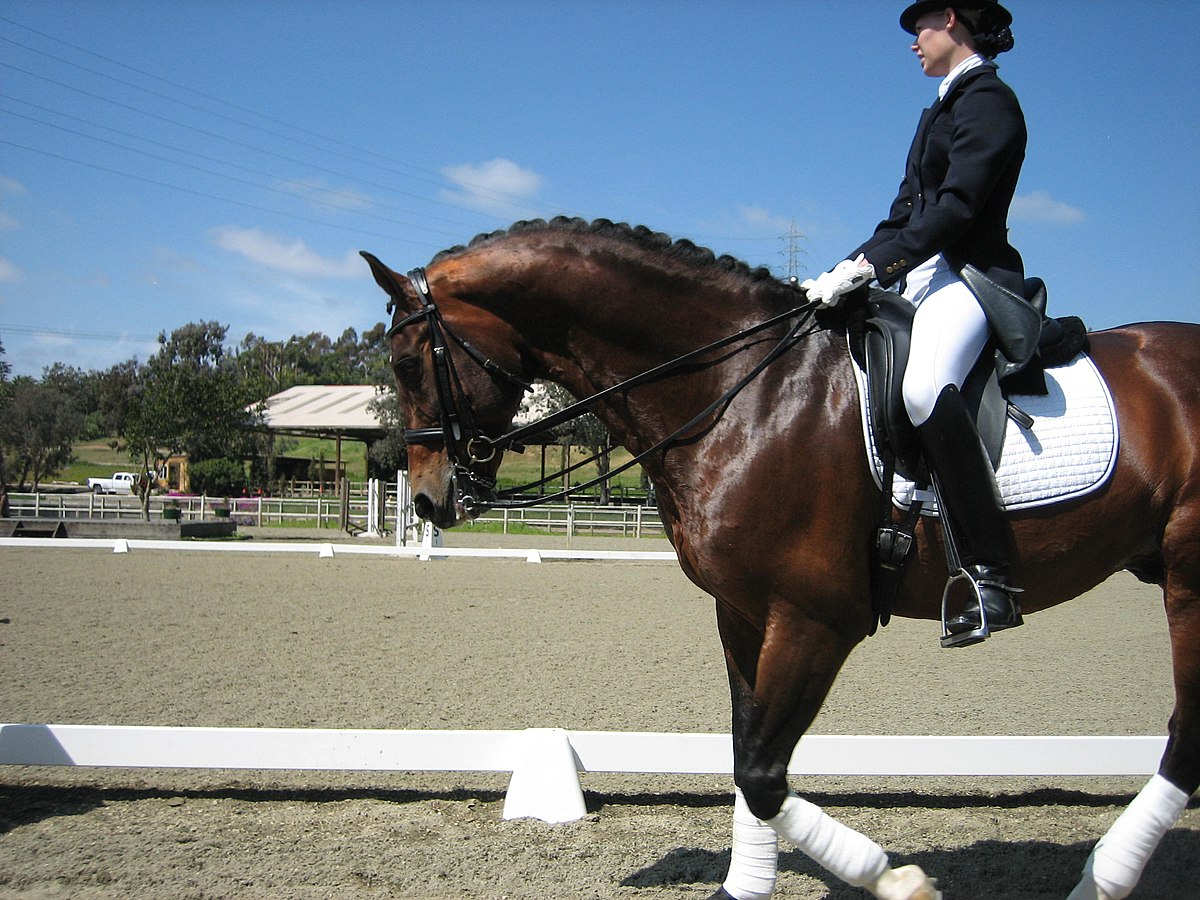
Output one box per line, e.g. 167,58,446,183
457,518,556,536
56,440,137,485
492,444,646,494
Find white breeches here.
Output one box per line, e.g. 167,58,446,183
901,257,991,427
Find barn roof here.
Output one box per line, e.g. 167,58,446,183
255,382,561,444
257,385,386,440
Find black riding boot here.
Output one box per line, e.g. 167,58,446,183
917,384,1023,647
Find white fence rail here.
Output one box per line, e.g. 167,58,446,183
0,535,678,562
0,723,1167,824
4,491,362,528
5,488,664,537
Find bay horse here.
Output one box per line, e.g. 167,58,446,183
363,217,1200,900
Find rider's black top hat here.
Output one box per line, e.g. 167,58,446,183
899,1,1013,36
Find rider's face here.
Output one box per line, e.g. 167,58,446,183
911,9,957,78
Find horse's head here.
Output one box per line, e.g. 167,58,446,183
361,251,532,528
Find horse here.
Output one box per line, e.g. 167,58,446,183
362,217,1200,900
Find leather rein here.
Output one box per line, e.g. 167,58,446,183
388,266,820,512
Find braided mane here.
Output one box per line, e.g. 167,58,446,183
432,216,781,286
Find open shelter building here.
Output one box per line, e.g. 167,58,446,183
256,385,389,488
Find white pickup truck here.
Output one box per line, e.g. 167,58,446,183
87,472,140,494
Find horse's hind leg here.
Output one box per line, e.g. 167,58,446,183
1070,534,1200,900
712,604,941,900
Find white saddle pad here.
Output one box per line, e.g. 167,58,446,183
853,353,1119,513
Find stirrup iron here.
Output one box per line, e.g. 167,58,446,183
938,568,1023,649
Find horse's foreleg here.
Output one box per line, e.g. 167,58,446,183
713,606,940,900
712,609,781,900
1069,551,1200,900
1065,775,1190,900
711,786,779,900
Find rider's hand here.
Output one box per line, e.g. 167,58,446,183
801,255,875,306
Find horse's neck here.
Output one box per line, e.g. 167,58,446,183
514,258,827,457
484,252,772,381
446,239,836,456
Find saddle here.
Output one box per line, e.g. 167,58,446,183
846,278,1086,482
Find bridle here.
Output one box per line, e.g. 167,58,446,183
387,266,820,513
386,268,533,510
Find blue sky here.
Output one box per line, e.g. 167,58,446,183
2,0,1198,377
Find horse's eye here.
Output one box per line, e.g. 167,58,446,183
393,357,421,386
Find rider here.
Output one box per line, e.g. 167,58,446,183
802,0,1025,645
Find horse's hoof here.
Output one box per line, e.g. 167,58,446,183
705,889,738,900
869,864,942,900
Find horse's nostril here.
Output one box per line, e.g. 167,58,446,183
412,494,435,521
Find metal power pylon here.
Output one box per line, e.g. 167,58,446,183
780,219,808,280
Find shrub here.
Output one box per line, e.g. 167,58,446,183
188,457,247,497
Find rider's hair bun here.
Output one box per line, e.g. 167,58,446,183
972,23,1015,58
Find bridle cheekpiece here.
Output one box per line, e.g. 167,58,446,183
387,267,533,513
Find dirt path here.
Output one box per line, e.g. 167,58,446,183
1,535,1196,897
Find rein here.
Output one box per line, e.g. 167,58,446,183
390,266,819,512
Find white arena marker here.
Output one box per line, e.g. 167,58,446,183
112,539,130,554
417,521,445,561
525,549,542,563
318,543,335,558
502,728,587,823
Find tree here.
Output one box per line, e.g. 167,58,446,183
0,337,12,396
0,378,83,490
367,385,407,475
521,382,615,503
123,374,175,519
0,338,10,513
236,323,389,403
236,332,305,400
124,322,263,518
90,358,139,440
40,363,107,440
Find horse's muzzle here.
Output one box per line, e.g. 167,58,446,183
412,469,495,529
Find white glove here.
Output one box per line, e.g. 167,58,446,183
800,255,875,306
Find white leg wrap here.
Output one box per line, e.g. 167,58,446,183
721,788,779,900
768,791,889,888
1068,774,1190,900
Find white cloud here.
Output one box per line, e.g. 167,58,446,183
738,205,793,233
0,257,22,283
209,227,365,278
0,176,27,197
440,158,543,216
0,176,24,231
279,178,372,211
1011,190,1086,225
221,273,382,342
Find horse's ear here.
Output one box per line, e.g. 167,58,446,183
360,251,409,303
